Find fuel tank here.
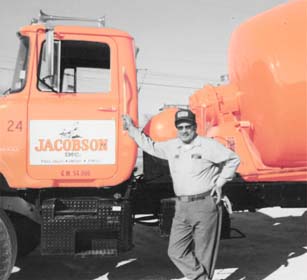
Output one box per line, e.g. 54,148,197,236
143,107,178,141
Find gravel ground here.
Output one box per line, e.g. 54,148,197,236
9,207,307,280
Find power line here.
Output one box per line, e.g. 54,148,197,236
137,69,222,87
139,82,201,90
0,67,221,89
144,71,210,82
0,67,13,71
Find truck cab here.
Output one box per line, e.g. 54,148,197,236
1,13,138,189
0,12,139,280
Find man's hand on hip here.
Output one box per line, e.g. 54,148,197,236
210,186,222,204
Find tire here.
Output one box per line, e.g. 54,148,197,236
9,213,40,258
0,209,17,280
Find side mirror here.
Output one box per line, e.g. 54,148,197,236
45,28,55,78
135,47,140,58
43,28,61,92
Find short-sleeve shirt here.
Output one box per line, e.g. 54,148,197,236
129,128,240,196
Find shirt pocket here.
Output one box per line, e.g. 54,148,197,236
169,154,180,173
190,154,212,174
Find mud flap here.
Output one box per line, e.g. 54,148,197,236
208,202,223,280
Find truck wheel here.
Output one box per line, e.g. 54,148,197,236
10,213,40,258
0,209,17,280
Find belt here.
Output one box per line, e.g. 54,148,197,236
177,190,211,202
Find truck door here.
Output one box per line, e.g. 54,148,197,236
27,33,121,182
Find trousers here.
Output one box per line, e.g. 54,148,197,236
168,195,221,280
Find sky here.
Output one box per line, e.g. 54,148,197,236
0,0,289,125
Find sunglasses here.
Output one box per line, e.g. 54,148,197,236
176,124,194,131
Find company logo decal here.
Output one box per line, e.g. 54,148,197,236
30,120,116,165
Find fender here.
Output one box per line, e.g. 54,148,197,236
0,159,15,189
0,196,41,223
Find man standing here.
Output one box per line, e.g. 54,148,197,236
122,109,240,280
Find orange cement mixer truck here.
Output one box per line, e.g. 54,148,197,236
143,0,307,213
0,1,306,279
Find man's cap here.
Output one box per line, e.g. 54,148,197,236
175,109,196,127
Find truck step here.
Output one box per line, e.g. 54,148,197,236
41,197,132,256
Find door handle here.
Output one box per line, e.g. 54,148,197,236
122,67,132,115
97,106,117,112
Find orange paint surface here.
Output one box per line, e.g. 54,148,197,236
147,0,307,182
0,25,138,188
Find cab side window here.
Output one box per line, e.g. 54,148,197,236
11,36,29,93
38,40,110,93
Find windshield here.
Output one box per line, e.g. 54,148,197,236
11,36,29,92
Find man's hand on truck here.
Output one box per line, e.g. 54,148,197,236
122,114,134,131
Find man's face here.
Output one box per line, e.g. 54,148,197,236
176,122,197,144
